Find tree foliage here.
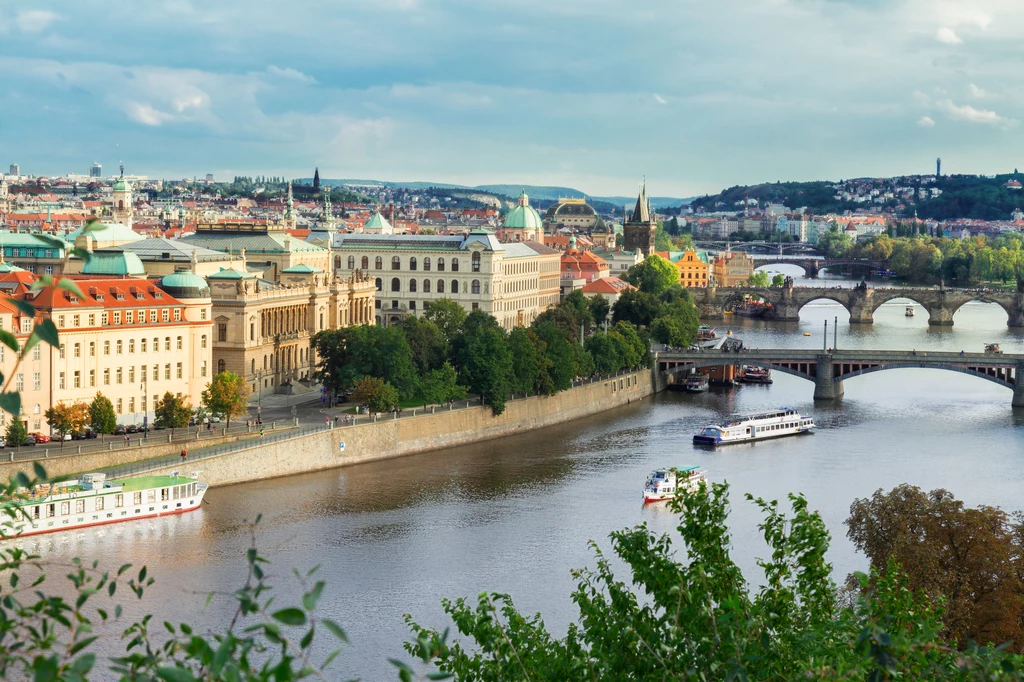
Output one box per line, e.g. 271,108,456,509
154,391,192,434
202,371,250,428
88,393,117,435
418,362,468,406
5,418,26,447
43,401,89,444
624,255,678,296
352,376,400,413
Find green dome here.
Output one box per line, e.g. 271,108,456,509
161,271,210,293
81,251,146,276
502,204,543,230
112,175,130,192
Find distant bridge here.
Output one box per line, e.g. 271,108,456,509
656,348,1024,407
691,242,883,277
691,282,1024,327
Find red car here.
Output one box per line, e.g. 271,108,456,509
30,432,50,444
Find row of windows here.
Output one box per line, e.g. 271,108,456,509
57,362,205,391
59,335,206,358
374,278,486,295
345,252,481,273
377,300,480,313
27,484,198,519
56,308,196,328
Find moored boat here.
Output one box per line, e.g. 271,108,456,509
740,366,773,384
697,324,717,341
684,374,710,392
693,408,814,446
1,472,208,539
905,306,915,317
643,466,707,503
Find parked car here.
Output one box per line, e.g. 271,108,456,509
71,429,87,440
126,424,138,434
153,423,166,430
84,428,97,439
0,437,6,448
22,435,36,446
60,433,72,441
114,425,127,435
31,432,50,444
136,424,149,433
209,415,222,423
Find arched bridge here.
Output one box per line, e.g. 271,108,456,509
747,256,885,278
691,282,1024,327
656,348,1024,407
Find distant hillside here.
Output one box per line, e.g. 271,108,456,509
689,181,854,215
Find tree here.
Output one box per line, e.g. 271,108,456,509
43,401,88,446
424,298,468,343
311,329,358,400
88,392,117,435
585,332,623,374
588,295,610,327
651,315,690,347
847,484,1024,650
748,270,771,287
611,289,661,328
771,273,786,287
5,417,26,448
612,321,647,368
459,324,512,415
352,376,400,413
154,391,192,436
507,327,540,395
202,371,250,428
624,255,678,295
417,362,467,406
534,322,574,391
399,316,447,376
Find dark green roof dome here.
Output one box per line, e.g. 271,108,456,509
160,271,210,299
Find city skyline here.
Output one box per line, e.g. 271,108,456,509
2,0,1024,195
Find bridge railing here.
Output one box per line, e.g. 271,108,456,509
655,349,1024,363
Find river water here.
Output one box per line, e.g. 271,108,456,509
16,266,1024,680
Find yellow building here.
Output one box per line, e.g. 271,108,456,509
676,250,711,288
712,251,755,287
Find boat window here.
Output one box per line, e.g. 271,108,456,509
60,502,70,516
745,428,750,434
76,500,85,514
173,486,179,500
115,494,124,508
134,492,142,505
161,488,169,502
32,506,39,519
96,497,104,511
46,504,55,518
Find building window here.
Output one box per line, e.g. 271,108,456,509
409,257,417,271
116,340,123,355
409,279,417,293
141,365,147,382
103,340,110,355
176,362,182,379
392,256,401,270
165,337,171,351
59,372,65,390
391,300,398,309
472,302,479,310
165,364,171,380
113,312,121,325
116,368,122,384
177,336,183,350
153,364,159,381
129,367,135,383
129,397,135,413
347,255,355,269
116,398,122,414
32,345,40,361
375,300,381,309
33,372,40,390
101,313,108,326
423,257,431,271
21,318,31,333
409,301,416,311
391,278,400,292
103,369,110,385
73,314,80,327
201,335,206,349
128,339,135,353
375,256,383,269
375,278,382,292
451,280,459,294
73,371,80,388
88,314,95,326
472,279,480,294
218,324,227,342
89,341,95,356
451,258,459,272
58,315,65,328
174,309,182,321
126,311,133,324
361,256,369,269
201,361,207,377
437,280,445,294
437,258,445,272
423,279,431,293
472,251,481,272
217,359,226,374
89,369,95,387
15,374,23,392
251,359,256,375
201,309,207,320
59,344,65,359
162,309,169,322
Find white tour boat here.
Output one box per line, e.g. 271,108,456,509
905,306,915,317
692,408,814,446
1,472,208,539
643,466,708,503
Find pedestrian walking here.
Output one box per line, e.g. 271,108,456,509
181,448,187,462
259,427,265,438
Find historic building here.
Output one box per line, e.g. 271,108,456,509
180,221,331,281
330,230,559,330
68,238,247,278
204,266,375,399
542,197,599,233
622,183,657,257
497,191,544,243
561,235,610,283
110,168,133,228
675,250,711,288
712,250,755,287
0,231,68,275
590,218,614,248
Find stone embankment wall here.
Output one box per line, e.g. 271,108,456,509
141,369,659,487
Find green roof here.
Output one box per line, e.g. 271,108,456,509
180,232,326,254
0,261,26,273
502,204,543,230
69,221,142,243
108,475,197,492
281,264,322,274
364,211,393,231
81,251,146,276
207,267,254,280
161,271,210,290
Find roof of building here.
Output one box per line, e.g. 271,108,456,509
628,183,652,224
160,271,210,291
28,278,184,310
0,231,69,251
333,233,504,252
281,264,323,273
179,230,327,254
543,199,597,219
68,221,143,244
364,210,393,231
207,268,255,280
111,237,233,261
502,190,544,231
81,251,147,276
582,276,635,295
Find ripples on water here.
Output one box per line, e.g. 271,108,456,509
23,268,1024,679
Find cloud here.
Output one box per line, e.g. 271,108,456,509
967,83,987,98
938,99,1015,127
935,26,962,44
265,65,316,85
15,10,58,33
917,116,935,127
653,93,667,105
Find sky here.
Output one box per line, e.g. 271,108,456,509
1,0,1023,197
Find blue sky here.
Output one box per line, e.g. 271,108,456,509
1,0,1022,196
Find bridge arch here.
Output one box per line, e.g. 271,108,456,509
949,297,1014,323
865,292,932,317
834,363,1015,389
660,358,816,383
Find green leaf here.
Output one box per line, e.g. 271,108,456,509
271,607,307,626
33,461,46,480
71,653,96,675
321,618,348,643
426,673,453,680
69,635,99,656
33,319,60,348
70,247,93,264
300,626,314,649
0,330,19,354
29,274,54,291
56,278,85,299
156,667,198,682
11,299,36,317
0,392,21,418
302,581,325,611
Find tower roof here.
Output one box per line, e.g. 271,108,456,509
629,182,652,223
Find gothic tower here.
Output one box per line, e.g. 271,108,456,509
111,165,133,228
622,181,656,257
312,167,321,192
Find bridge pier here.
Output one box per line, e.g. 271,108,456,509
1009,294,1024,328
1014,362,1024,408
813,355,843,401
927,306,955,326
848,304,873,324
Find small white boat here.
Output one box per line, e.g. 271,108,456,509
684,374,709,392
905,306,915,317
643,466,707,503
1,472,208,539
693,408,814,446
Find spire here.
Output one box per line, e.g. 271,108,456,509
322,187,334,228
313,167,320,191
284,181,294,221
518,188,528,207
629,180,651,223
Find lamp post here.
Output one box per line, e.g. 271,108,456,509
833,315,838,351
257,369,263,419
823,319,828,352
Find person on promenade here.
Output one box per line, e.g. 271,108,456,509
181,448,187,462
259,427,265,438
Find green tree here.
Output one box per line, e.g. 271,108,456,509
458,323,512,415
651,315,690,347
352,376,400,413
771,273,786,287
507,327,540,395
584,332,623,374
154,391,192,436
43,401,88,445
611,289,661,328
417,362,467,406
624,254,678,295
88,392,117,435
587,294,610,327
613,321,647,368
5,417,26,447
748,270,771,287
399,316,447,376
202,371,250,428
424,298,468,343
311,329,359,399
534,322,574,391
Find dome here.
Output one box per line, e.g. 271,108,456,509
160,271,211,299
81,251,146,276
69,221,142,244
545,199,597,219
502,204,543,230
112,174,131,192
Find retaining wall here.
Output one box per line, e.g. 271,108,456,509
139,369,659,487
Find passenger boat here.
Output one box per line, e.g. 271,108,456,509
905,306,915,317
684,374,710,392
1,472,208,539
697,325,718,341
693,408,814,446
643,466,707,503
739,366,773,384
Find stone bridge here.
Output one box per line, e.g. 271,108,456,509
747,257,884,278
656,348,1024,407
691,282,1024,327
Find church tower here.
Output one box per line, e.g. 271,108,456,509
0,176,9,219
622,181,656,257
283,181,296,230
313,167,320,192
322,187,335,230
111,165,133,228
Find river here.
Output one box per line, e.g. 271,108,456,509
15,266,1024,680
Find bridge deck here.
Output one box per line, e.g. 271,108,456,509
658,349,1024,363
